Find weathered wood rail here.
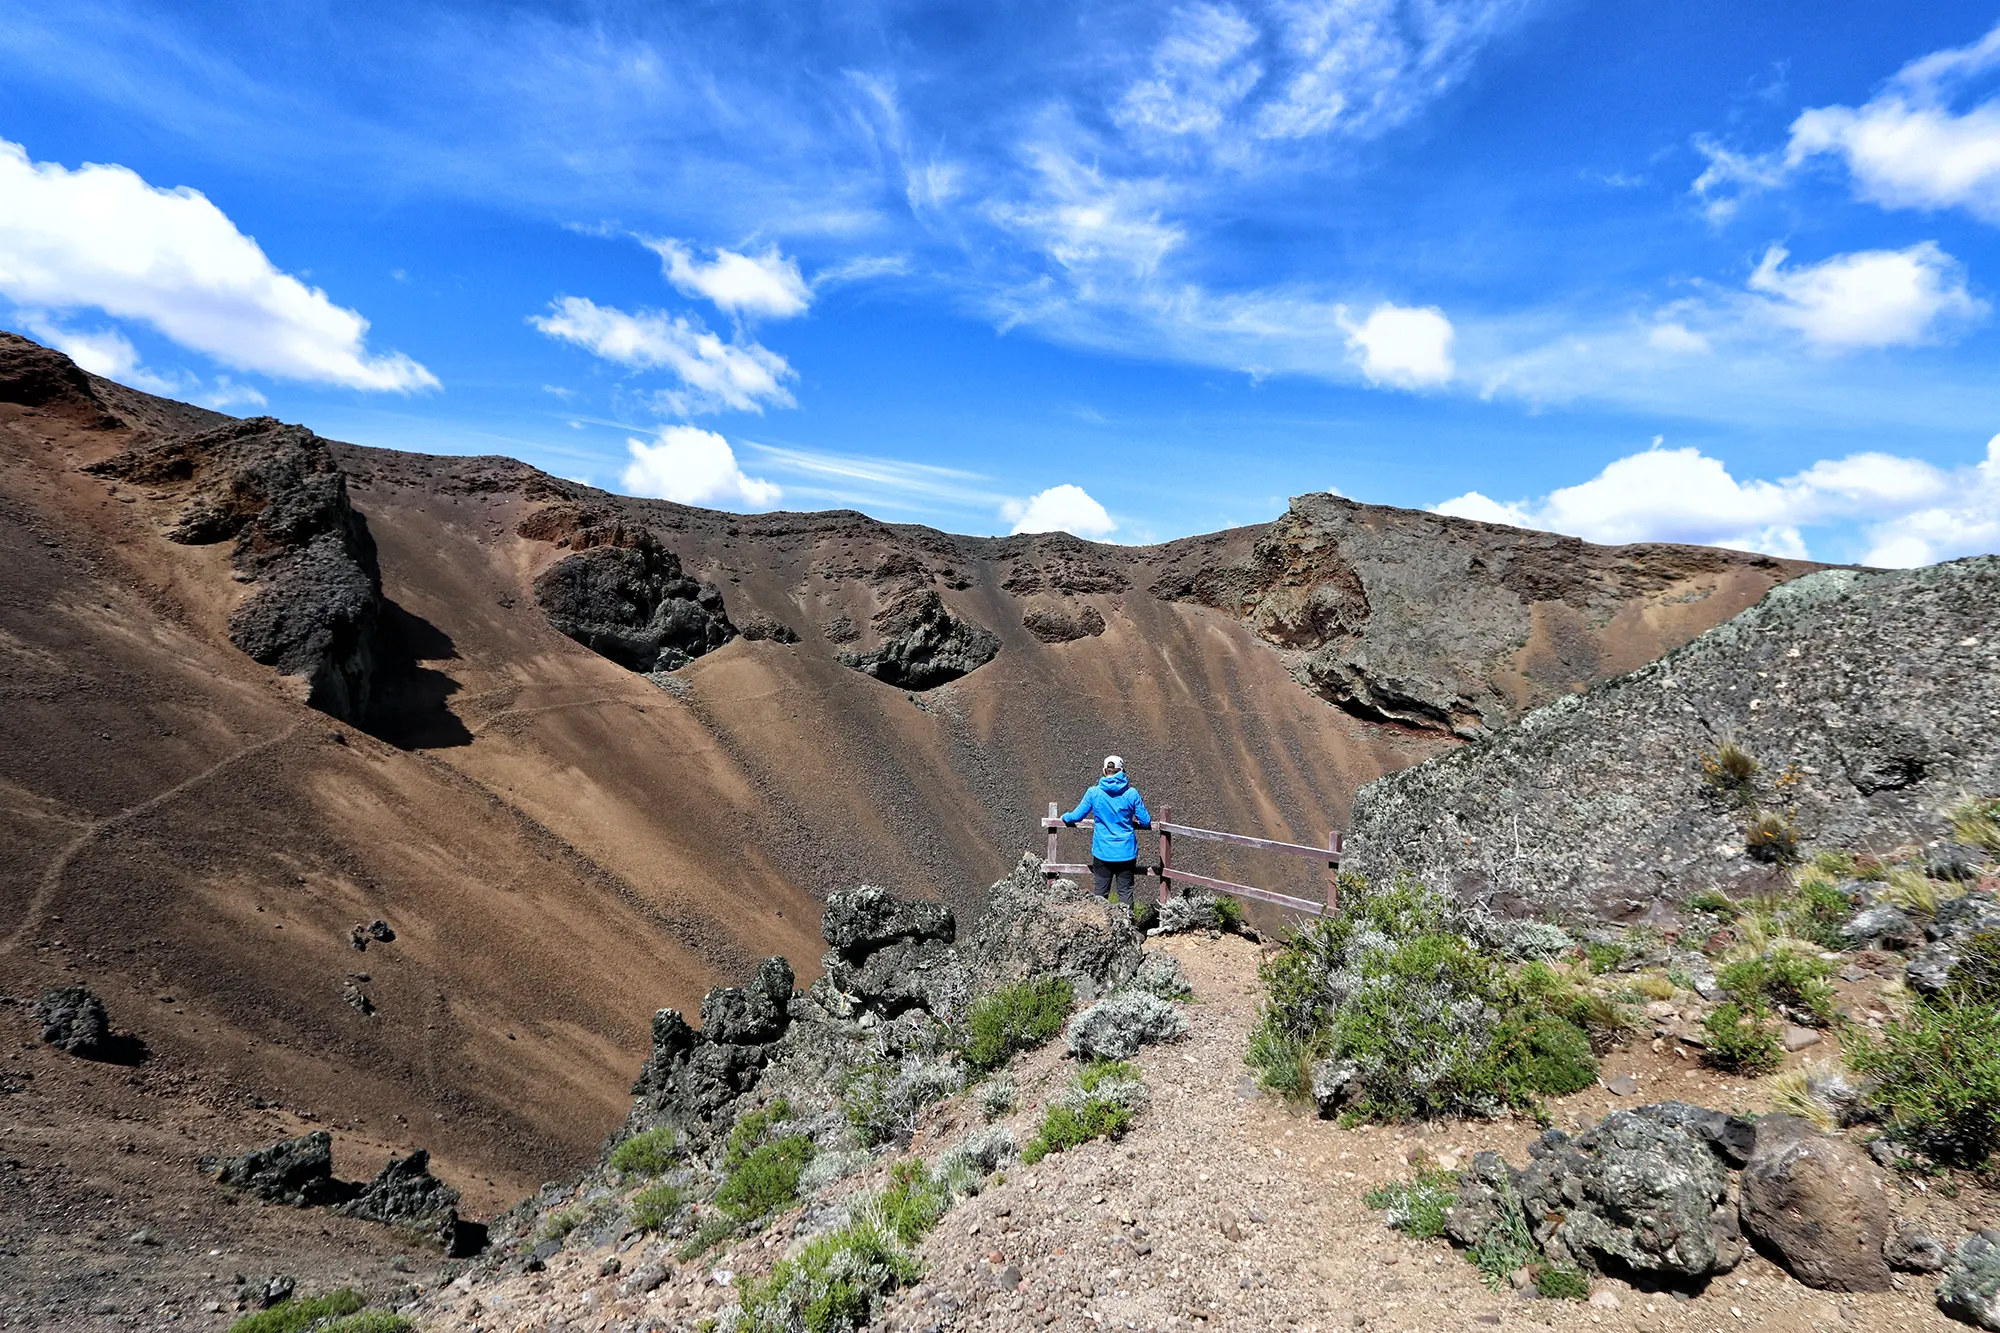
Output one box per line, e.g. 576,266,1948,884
1041,802,1344,916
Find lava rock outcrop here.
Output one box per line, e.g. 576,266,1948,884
1346,558,2000,919
533,535,735,674
838,587,999,689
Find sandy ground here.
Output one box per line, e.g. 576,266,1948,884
410,933,1993,1333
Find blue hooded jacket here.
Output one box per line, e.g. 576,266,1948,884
1064,771,1152,862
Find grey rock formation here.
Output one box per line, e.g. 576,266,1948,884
1940,1231,2000,1330
1843,904,1920,951
1506,1104,1749,1279
87,417,389,723
956,855,1143,1003
1065,991,1188,1060
35,986,109,1057
339,1148,460,1226
1149,491,1808,739
1739,1114,1893,1291
533,536,733,673
627,957,796,1151
817,886,963,1019
1886,1220,1949,1273
1346,559,2000,919
1906,892,2000,996
215,1131,360,1208
839,587,998,689
1021,603,1106,644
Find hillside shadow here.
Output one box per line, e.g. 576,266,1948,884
360,599,474,750
79,1032,149,1067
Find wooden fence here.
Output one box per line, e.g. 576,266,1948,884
1041,802,1344,916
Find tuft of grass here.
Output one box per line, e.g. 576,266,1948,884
961,977,1074,1074
1535,1265,1591,1301
1131,898,1158,933
1702,1002,1783,1075
1745,810,1800,865
677,1213,738,1262
1719,950,1836,1027
608,1125,680,1177
1211,895,1246,934
1582,941,1627,974
1631,971,1678,1001
226,1292,367,1333
1363,1167,1460,1240
1769,1065,1841,1132
1948,795,2000,855
536,1206,586,1246
1246,1027,1316,1103
1687,890,1741,920
1465,1175,1540,1291
1880,867,1942,918
1702,741,1760,804
1848,994,2000,1167
630,1181,687,1232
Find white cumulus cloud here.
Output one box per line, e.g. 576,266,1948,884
530,296,796,415
644,238,812,320
0,138,436,392
1746,243,1985,349
1342,302,1454,388
619,425,783,509
1002,484,1117,538
1430,437,2000,566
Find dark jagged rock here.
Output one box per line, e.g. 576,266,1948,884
338,1148,460,1226
533,536,734,673
1347,559,2000,919
215,1131,360,1208
818,886,962,1018
699,956,795,1046
0,331,122,428
86,417,389,724
626,957,796,1152
35,986,109,1057
838,587,998,689
1021,603,1106,644
1739,1114,1893,1291
736,612,800,643
821,887,954,959
1940,1231,2000,1330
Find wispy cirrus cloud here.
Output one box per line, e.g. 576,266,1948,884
529,296,796,416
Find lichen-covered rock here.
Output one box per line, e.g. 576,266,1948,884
35,986,109,1057
822,886,954,959
1346,559,2000,920
817,886,965,1019
215,1131,359,1208
626,957,796,1152
1739,1114,1893,1291
838,587,998,689
1844,904,1920,951
1444,1150,1518,1248
533,537,733,673
339,1148,460,1226
700,956,795,1045
1906,893,2000,995
1940,1231,2000,1330
1514,1106,1745,1278
1886,1220,1949,1273
957,854,1142,1003
1065,991,1188,1060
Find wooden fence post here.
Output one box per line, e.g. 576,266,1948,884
1157,804,1172,905
1325,830,1343,914
1046,802,1060,887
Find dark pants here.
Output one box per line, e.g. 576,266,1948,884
1091,857,1138,908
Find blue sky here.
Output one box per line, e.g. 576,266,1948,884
4,1,2000,563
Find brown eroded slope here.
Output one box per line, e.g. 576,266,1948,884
0,330,1814,1219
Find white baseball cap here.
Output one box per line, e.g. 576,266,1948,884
1102,755,1124,773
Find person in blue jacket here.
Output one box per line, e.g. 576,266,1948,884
1062,755,1153,908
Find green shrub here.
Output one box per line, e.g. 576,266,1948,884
1719,951,1836,1026
1702,1002,1783,1074
1535,1265,1591,1300
739,1212,919,1333
715,1099,813,1223
878,1158,957,1245
536,1206,586,1245
322,1317,415,1333
1211,895,1246,934
1362,1167,1460,1240
630,1181,688,1232
608,1125,680,1177
1078,1058,1140,1092
677,1213,739,1261
227,1292,366,1333
1247,876,1600,1120
961,977,1074,1074
1582,941,1626,974
1848,996,2000,1167
1020,1098,1131,1164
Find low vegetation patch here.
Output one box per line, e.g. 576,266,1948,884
629,1180,688,1232
1363,1165,1459,1240
607,1125,680,1177
841,1057,965,1148
1848,991,2000,1167
1949,795,2000,855
1248,876,1602,1120
961,976,1074,1073
1368,1167,1587,1300
715,1099,816,1224
1701,1002,1783,1074
1700,741,1760,804
227,1292,412,1333
1718,949,1836,1026
1744,809,1800,865
1021,1059,1145,1164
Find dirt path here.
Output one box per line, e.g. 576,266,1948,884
415,934,1977,1333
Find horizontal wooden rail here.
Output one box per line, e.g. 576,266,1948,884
1042,800,1344,916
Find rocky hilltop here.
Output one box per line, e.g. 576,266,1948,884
1346,559,2000,919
